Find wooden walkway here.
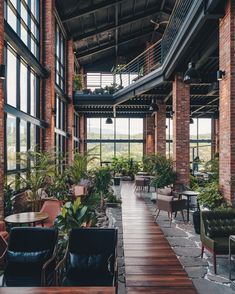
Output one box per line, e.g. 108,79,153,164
121,183,198,294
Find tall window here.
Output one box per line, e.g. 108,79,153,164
5,0,40,59
87,118,144,166
74,113,79,152
5,44,40,185
55,95,67,172
55,22,65,91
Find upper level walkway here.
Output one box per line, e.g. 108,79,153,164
121,182,197,293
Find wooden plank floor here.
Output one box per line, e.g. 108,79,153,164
121,183,198,294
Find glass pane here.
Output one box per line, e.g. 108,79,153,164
101,118,114,139
21,2,28,24
166,118,173,140
116,143,129,158
7,5,17,32
20,62,28,112
87,118,100,139
116,118,129,139
198,143,212,164
7,49,17,107
198,118,211,139
21,24,28,45
101,143,114,162
30,124,36,149
30,72,37,116
190,118,198,140
130,118,143,139
20,120,27,168
7,114,16,170
130,143,143,161
87,143,100,169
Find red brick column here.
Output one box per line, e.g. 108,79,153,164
79,115,86,154
67,39,74,164
42,0,55,152
155,103,166,155
144,115,155,155
172,74,190,189
211,118,219,156
0,2,4,220
219,0,235,203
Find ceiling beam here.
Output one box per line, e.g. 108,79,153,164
76,29,155,59
62,0,125,23
73,10,168,42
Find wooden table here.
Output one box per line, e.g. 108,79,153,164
179,191,199,222
5,212,49,227
0,287,115,294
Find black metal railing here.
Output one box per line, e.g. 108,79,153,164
114,0,196,87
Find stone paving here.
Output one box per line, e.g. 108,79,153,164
142,190,235,294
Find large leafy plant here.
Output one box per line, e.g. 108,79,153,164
198,182,224,210
46,172,70,202
111,157,141,178
150,154,176,188
93,167,112,208
19,150,55,201
55,198,88,235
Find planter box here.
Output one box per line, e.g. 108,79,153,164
113,177,121,186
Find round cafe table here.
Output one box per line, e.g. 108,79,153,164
179,191,199,222
5,212,49,227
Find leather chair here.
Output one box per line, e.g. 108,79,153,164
38,199,61,228
155,188,186,226
56,228,118,289
201,210,235,274
3,227,58,286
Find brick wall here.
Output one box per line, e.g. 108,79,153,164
211,118,219,156
219,0,235,203
42,0,55,152
79,115,86,154
172,74,190,189
0,2,4,220
143,115,155,155
155,103,166,155
67,39,75,164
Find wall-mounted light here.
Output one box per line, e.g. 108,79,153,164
183,62,201,84
190,117,194,124
52,108,56,117
170,110,174,119
217,70,225,81
0,65,5,80
105,117,113,124
149,98,159,112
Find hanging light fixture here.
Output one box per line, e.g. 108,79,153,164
105,117,113,124
0,65,5,80
183,62,201,84
149,98,159,112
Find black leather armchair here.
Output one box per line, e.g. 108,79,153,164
201,210,235,274
56,228,118,289
3,227,58,286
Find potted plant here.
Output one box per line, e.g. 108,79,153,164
111,157,123,185
105,191,122,207
46,172,70,203
93,167,112,209
73,74,83,94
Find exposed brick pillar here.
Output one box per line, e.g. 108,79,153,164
173,74,190,189
144,115,155,155
79,115,86,154
155,103,166,155
0,2,4,220
211,118,219,156
67,39,74,164
219,0,235,203
42,0,55,152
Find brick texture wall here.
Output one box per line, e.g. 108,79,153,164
144,115,155,155
173,74,190,189
211,118,219,156
42,0,55,152
67,39,75,164
219,0,235,203
0,2,4,220
155,103,166,155
79,115,86,154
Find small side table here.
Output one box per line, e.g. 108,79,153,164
229,235,235,280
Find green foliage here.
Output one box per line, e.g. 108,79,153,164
204,153,219,183
46,172,70,202
190,175,200,191
105,192,122,204
73,74,83,91
55,198,88,235
93,167,112,195
111,157,141,178
198,182,224,210
67,150,97,184
3,179,14,216
18,150,55,200
149,154,176,188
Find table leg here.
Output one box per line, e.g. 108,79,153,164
187,197,190,222
229,238,232,280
